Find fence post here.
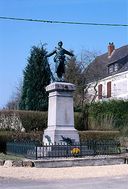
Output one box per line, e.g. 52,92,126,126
93,140,97,156
35,146,38,160
66,143,69,158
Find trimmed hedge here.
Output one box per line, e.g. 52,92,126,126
19,110,47,132
0,131,43,142
88,100,128,131
0,110,84,132
0,131,43,153
0,130,120,144
89,100,128,117
0,130,120,153
74,112,85,131
78,130,120,142
0,110,47,132
1,100,128,133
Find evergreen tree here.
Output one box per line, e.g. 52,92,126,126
19,45,51,111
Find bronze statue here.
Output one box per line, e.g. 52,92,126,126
46,41,74,81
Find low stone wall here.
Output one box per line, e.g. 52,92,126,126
0,154,128,168
34,155,126,168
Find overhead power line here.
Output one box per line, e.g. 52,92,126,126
0,16,128,27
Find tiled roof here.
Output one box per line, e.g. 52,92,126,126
107,45,128,65
86,45,128,83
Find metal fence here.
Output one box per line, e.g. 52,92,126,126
6,142,38,159
6,140,121,160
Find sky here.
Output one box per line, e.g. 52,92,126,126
0,0,128,108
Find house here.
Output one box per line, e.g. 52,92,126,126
85,43,128,102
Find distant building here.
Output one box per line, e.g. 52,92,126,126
85,43,128,102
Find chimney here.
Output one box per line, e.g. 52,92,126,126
108,42,115,57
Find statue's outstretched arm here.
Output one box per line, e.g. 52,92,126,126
46,50,56,57
64,49,74,57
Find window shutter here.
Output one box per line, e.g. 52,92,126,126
98,84,102,99
107,81,111,98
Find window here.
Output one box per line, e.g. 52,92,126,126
108,63,119,74
108,65,113,74
114,63,118,72
98,84,102,99
107,81,111,98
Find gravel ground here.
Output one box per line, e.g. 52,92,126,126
0,164,128,180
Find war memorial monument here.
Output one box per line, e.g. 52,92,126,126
43,41,79,144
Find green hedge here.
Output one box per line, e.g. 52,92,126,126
19,110,47,132
89,100,128,116
0,110,47,132
0,131,43,143
1,108,126,134
0,130,119,146
0,131,43,153
88,100,128,131
79,130,120,142
74,112,85,131
75,100,128,133
0,110,84,132
1,100,127,137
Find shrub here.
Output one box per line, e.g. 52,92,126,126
19,110,47,132
13,131,42,143
88,100,128,132
0,131,43,153
0,110,48,132
0,110,86,132
78,130,120,142
88,114,115,131
0,110,22,131
74,112,85,131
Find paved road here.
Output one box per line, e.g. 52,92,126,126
0,176,128,189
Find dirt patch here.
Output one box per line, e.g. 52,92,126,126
0,164,128,180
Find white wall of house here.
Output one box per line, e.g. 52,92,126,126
86,70,128,102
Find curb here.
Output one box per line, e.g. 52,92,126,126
33,155,127,168
0,154,128,168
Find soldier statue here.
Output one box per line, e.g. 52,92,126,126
46,41,74,81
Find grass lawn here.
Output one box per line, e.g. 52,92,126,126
0,153,24,160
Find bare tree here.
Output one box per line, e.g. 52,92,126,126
5,79,23,110
65,50,98,108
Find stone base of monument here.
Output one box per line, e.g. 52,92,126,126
43,82,79,145
43,128,79,144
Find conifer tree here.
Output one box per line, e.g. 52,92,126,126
19,45,51,111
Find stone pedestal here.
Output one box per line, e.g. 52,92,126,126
43,82,79,144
